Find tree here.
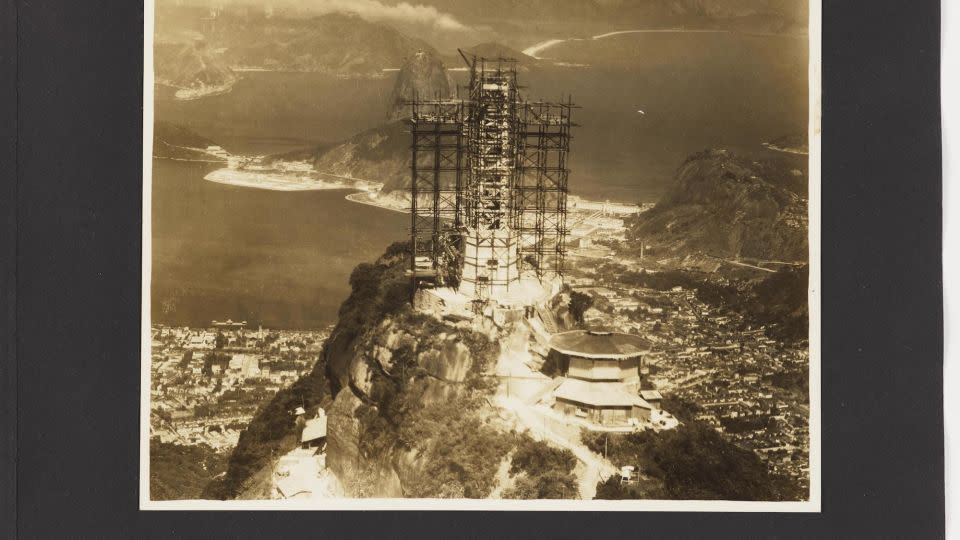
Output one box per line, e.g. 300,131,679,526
568,291,594,324
179,350,193,370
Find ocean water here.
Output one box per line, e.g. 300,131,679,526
151,159,406,328
151,31,809,327
154,71,396,155
519,31,809,201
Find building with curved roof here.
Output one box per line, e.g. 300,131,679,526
549,330,651,359
547,330,654,427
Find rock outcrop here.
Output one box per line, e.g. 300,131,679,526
323,312,493,496
387,49,454,120
215,242,580,501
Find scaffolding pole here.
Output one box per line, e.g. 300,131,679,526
408,55,575,301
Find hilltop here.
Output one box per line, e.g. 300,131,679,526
154,39,238,98
208,242,582,500
626,149,808,264
208,239,806,500
387,49,454,120
270,120,409,190
616,149,809,343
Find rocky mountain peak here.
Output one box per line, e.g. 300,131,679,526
627,149,808,262
386,48,454,120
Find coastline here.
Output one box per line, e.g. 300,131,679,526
344,191,409,214
202,166,650,215
156,78,240,101
174,79,239,101
342,190,651,216
522,28,733,59
154,156,225,164
522,28,804,60
761,142,809,156
204,167,381,192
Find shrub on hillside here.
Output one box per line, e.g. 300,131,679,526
150,440,227,501
503,438,579,500
585,424,802,501
568,291,594,324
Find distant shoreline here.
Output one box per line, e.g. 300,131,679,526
343,189,650,216
200,166,649,216
522,27,805,59
761,142,809,156
154,156,225,164
522,28,733,59
344,191,409,214
204,168,381,192
156,78,240,101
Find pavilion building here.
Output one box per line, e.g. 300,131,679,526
548,330,654,427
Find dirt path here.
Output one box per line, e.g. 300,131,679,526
495,395,616,499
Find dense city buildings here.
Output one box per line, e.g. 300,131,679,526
562,256,810,488
149,323,329,451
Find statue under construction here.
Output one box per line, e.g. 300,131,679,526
408,53,574,320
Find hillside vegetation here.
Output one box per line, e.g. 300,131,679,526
587,423,802,501
627,149,807,263
150,440,227,501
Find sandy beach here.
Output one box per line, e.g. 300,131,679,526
204,168,381,192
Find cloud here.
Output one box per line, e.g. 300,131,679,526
308,0,470,31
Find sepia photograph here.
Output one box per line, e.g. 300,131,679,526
141,0,820,510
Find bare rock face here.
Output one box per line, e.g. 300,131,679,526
322,313,500,495
419,340,472,383
325,388,363,485
393,447,431,494
348,354,374,397
386,49,453,120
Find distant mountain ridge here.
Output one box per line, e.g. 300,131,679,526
210,12,438,78
423,0,808,35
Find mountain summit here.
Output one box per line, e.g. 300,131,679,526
387,49,454,120
627,149,808,263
